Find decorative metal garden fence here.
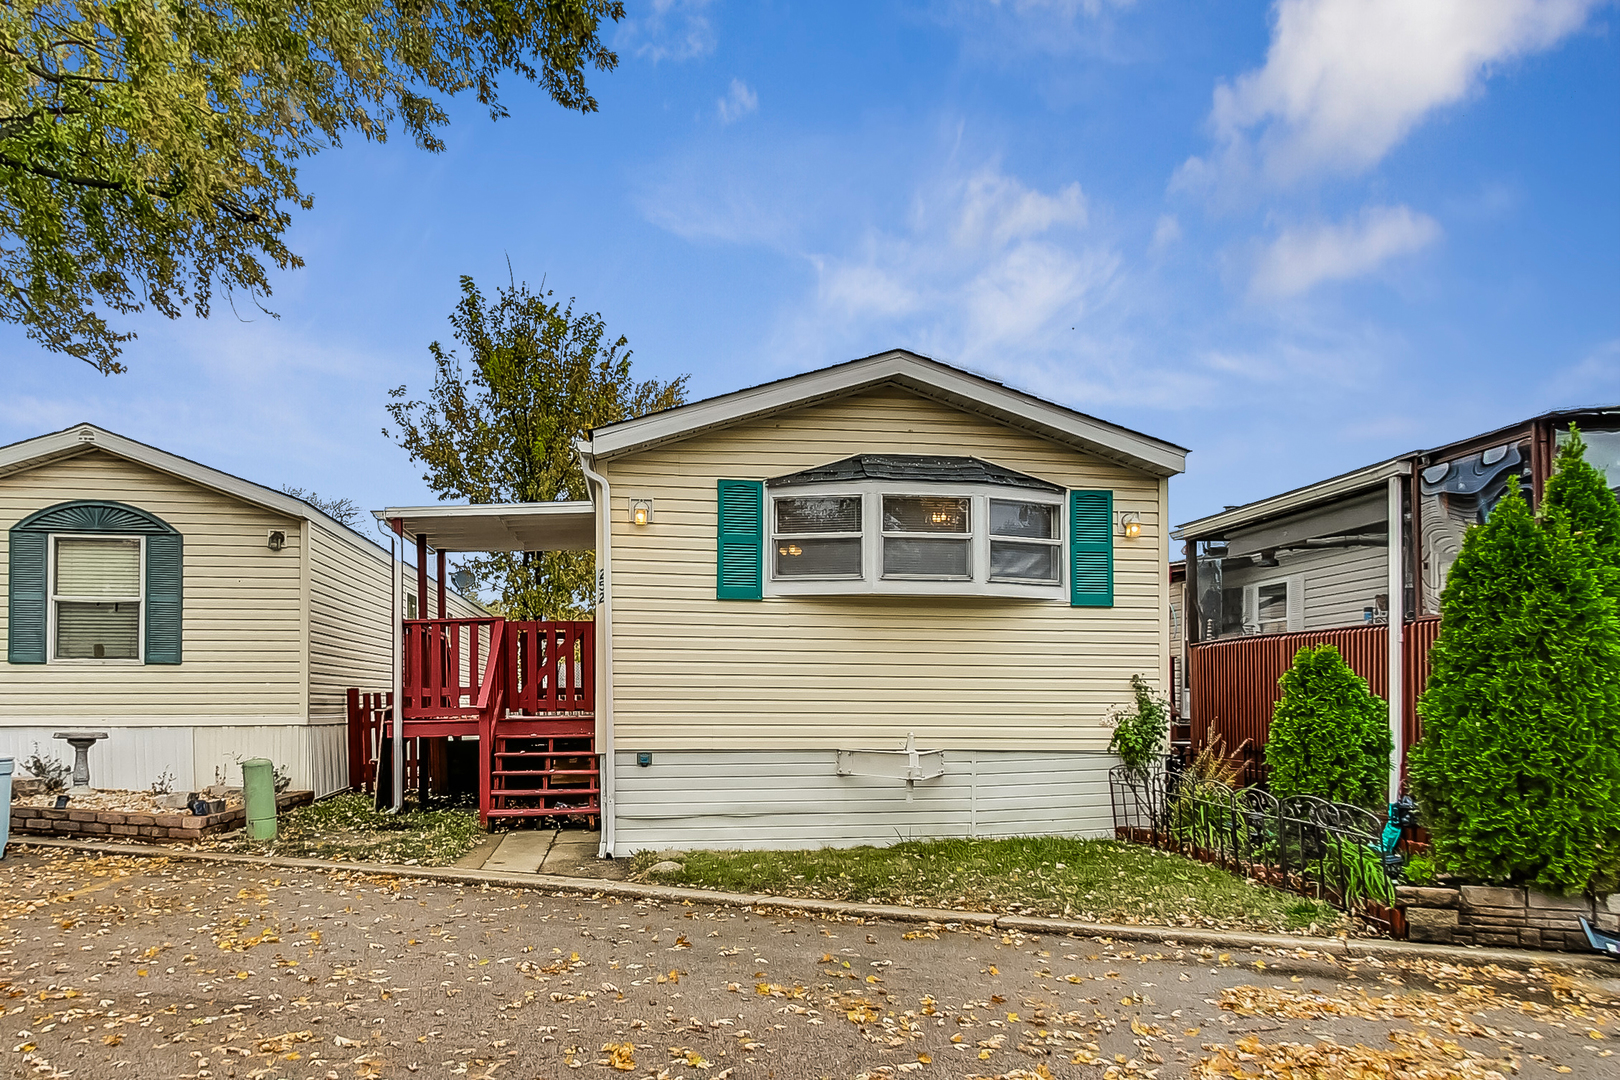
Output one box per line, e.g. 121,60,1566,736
1109,763,1408,936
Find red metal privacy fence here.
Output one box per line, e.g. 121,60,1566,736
1188,617,1441,785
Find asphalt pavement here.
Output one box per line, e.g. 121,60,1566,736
2,847,1614,1079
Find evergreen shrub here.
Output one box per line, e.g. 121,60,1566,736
1409,462,1620,896
1264,644,1392,809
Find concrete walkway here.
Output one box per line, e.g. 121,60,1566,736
454,826,628,879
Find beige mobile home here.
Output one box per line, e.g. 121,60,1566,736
0,424,473,795
376,350,1187,855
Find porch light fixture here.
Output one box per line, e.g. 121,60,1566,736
1118,512,1142,540
266,529,286,551
629,499,653,526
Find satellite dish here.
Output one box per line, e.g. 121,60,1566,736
451,569,476,593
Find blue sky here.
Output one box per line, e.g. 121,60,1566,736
3,0,1617,534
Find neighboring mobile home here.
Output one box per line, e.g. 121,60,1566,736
375,350,1188,855
0,424,475,795
1173,407,1620,787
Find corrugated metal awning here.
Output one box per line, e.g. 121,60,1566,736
372,502,595,553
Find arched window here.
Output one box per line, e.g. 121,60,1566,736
8,501,182,665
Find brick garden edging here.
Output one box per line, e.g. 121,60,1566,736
9,790,313,842
1399,883,1619,951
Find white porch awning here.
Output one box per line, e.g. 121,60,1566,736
372,502,596,553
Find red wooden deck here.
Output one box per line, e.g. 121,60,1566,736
347,617,598,826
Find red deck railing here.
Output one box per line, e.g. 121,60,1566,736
352,617,599,825
402,617,503,721
506,620,595,714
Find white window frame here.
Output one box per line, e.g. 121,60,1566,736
47,533,145,665
880,491,973,582
769,491,866,582
1242,574,1304,635
766,481,1065,600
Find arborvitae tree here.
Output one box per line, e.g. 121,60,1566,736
1410,483,1620,895
1264,644,1392,808
1542,425,1620,597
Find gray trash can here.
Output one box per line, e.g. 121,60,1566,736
0,758,13,860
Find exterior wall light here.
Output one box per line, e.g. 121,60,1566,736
629,499,654,526
1119,512,1142,540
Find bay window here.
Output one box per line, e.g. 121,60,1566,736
765,480,1067,599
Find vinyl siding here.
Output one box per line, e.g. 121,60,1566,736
611,749,1117,854
0,723,347,795
307,522,488,722
0,450,305,721
601,385,1169,753
1221,543,1389,632
307,522,393,722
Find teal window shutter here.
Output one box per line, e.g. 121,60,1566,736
1069,489,1114,607
7,530,48,663
144,532,183,664
7,500,182,664
716,480,764,600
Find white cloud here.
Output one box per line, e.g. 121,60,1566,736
1150,214,1181,252
716,79,758,124
1182,0,1600,186
616,0,716,63
1251,204,1441,298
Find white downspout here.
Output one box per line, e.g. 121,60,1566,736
1386,472,1406,806
576,440,615,859
392,532,405,811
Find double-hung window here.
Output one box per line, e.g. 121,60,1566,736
774,496,863,579
988,499,1061,584
51,536,143,661
881,496,970,579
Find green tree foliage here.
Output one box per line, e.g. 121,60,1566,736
1106,673,1170,778
2,1,624,373
1409,479,1620,895
386,273,687,619
1542,426,1620,596
1264,644,1392,809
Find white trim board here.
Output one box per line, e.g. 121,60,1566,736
0,423,396,569
582,350,1188,478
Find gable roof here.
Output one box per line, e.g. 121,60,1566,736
581,349,1187,477
768,454,1064,492
0,423,396,567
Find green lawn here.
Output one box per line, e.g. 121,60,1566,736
213,792,486,866
633,836,1345,935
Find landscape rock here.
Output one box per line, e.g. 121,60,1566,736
1460,885,1524,909
647,860,684,875
156,793,198,810
1403,906,1458,944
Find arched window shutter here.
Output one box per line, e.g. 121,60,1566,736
8,500,181,665
144,532,183,664
1069,489,1114,607
716,480,764,600
7,530,48,663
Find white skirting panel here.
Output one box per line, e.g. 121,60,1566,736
0,723,348,797
610,749,1118,856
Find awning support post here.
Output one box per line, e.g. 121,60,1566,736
391,518,406,811
1386,475,1405,806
